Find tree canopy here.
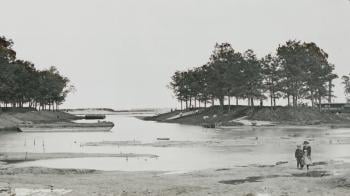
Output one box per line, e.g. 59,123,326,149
0,35,73,110
170,41,338,110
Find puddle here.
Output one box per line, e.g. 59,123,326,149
219,175,288,185
244,193,271,196
216,168,231,171
251,164,275,168
291,170,331,177
335,178,350,189
3,188,72,196
219,170,331,185
312,161,328,166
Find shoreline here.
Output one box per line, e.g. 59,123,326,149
0,111,80,131
143,107,350,129
0,110,116,133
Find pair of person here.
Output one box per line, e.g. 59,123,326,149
295,141,312,170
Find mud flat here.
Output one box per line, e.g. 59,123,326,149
0,152,158,164
17,121,114,132
0,159,349,195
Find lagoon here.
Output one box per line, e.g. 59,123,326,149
1,112,350,172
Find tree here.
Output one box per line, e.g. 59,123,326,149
170,40,338,110
241,49,265,107
0,36,16,64
277,40,308,107
261,54,282,107
223,50,244,109
0,35,73,110
277,40,338,107
342,74,350,103
207,43,235,109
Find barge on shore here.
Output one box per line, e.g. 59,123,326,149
17,121,114,132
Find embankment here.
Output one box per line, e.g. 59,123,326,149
145,106,350,127
0,110,79,131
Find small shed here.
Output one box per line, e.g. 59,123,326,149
318,103,350,113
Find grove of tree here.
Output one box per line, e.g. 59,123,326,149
170,40,340,110
0,35,73,111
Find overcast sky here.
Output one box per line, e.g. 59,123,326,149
1,0,349,109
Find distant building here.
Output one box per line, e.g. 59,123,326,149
318,103,350,113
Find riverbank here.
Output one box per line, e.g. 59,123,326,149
144,106,350,128
0,111,80,131
0,110,117,132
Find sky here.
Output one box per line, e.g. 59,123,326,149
0,0,349,109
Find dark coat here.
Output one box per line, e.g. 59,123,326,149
295,149,303,159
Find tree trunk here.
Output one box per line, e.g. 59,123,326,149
292,95,296,107
270,94,273,107
328,80,332,103
228,96,231,111
319,96,322,111
236,97,238,106
219,96,224,110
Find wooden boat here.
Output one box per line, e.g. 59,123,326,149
17,121,114,132
157,138,170,140
202,123,216,128
85,114,106,119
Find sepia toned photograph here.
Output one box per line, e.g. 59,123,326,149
0,0,350,195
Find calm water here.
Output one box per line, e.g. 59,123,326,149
1,113,350,172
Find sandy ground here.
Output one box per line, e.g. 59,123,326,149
1,132,350,196
0,159,350,196
0,152,158,164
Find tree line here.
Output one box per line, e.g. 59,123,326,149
0,35,73,110
169,40,340,110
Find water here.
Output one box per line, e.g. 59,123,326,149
1,113,350,172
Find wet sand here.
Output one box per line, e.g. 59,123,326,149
1,132,350,196
0,152,158,164
0,159,350,195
